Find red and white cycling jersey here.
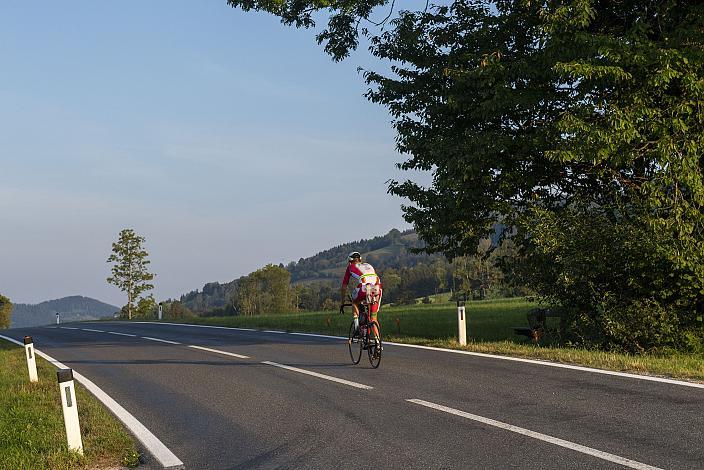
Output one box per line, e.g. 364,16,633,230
343,261,383,314
342,262,381,288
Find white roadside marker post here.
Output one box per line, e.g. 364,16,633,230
57,369,84,455
457,294,467,346
23,336,39,383
158,302,163,320
56,312,60,325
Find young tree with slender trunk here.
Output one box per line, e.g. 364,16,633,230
107,229,155,320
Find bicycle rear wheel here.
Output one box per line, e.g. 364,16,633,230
367,320,382,368
348,321,362,364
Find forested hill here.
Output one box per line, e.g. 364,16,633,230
179,229,443,312
287,229,437,283
11,296,120,328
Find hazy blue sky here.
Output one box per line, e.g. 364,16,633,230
1,1,429,306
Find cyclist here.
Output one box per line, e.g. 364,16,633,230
340,251,382,345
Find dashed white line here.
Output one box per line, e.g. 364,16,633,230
262,330,286,334
407,399,662,470
117,322,704,389
82,328,106,333
106,331,137,337
59,327,80,330
188,345,249,359
142,336,181,345
262,361,373,390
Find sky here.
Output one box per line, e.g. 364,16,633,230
0,1,431,306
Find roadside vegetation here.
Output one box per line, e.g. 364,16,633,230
163,297,704,383
0,339,140,469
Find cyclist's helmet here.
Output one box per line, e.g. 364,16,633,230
348,251,361,262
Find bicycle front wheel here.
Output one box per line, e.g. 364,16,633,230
367,320,382,368
348,321,362,364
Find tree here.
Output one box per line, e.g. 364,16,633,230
226,1,704,351
0,295,12,329
236,264,295,315
226,0,390,60
107,229,155,320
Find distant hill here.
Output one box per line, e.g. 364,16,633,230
179,228,442,312
287,228,435,283
11,296,120,328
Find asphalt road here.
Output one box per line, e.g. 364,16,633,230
5,322,703,469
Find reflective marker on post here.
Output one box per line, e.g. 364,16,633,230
57,369,84,455
23,336,38,383
457,294,467,346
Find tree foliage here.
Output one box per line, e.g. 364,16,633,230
0,294,12,329
226,0,392,60
236,264,295,315
226,0,704,351
107,229,155,320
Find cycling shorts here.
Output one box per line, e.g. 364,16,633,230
352,283,382,315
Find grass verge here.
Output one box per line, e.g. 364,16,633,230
0,339,140,469
162,297,704,383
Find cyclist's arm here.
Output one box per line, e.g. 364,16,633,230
340,283,348,305
340,266,351,305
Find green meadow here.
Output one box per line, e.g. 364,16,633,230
0,340,140,469
174,297,704,382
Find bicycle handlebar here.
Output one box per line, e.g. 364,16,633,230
339,303,353,314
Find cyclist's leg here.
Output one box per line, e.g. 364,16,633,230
370,285,382,341
351,285,362,331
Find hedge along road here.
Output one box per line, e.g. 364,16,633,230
4,322,702,469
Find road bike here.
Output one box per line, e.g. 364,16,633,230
340,285,382,368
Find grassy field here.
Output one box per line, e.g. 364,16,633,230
171,297,704,382
0,340,140,469
177,297,542,341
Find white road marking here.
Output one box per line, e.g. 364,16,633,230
290,332,340,340
59,327,80,330
82,328,106,333
123,322,704,389
133,321,255,332
0,334,183,469
262,361,373,390
407,399,662,470
142,336,181,345
188,345,249,359
106,331,138,337
392,343,704,389
262,330,286,334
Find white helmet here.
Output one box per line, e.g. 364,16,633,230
348,251,361,262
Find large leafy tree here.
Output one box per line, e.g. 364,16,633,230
107,229,155,320
0,294,12,329
227,1,704,351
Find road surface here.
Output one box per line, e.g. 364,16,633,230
4,322,703,469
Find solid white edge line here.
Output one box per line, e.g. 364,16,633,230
59,327,80,330
123,322,704,389
262,361,373,390
133,322,256,332
262,330,286,334
188,345,249,359
142,336,181,345
289,332,341,340
105,331,138,337
407,399,662,470
0,334,184,469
